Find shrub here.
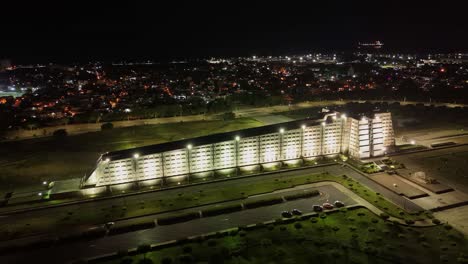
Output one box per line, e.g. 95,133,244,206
101,122,114,130
294,222,302,229
117,249,128,258
284,190,320,200
157,212,200,225
120,258,133,264
161,257,172,264
138,259,153,264
202,204,242,217
380,213,390,220
222,112,236,120
53,129,68,138
137,244,151,255
207,239,217,247
182,246,192,253
178,254,193,264
244,197,283,209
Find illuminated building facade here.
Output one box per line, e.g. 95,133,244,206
82,112,394,187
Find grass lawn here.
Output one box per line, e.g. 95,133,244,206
276,107,323,120
405,150,468,192
0,118,263,192
0,171,427,242
99,207,468,264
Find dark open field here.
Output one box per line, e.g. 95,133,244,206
0,118,263,192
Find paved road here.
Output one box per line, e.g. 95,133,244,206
0,184,354,264
0,165,421,237
0,164,422,250
4,100,466,141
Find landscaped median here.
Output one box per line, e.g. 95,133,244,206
0,169,430,247
78,206,468,264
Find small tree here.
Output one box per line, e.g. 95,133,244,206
160,257,172,264
101,122,114,131
120,258,133,264
137,259,153,264
137,244,151,259
222,112,235,121
53,129,68,138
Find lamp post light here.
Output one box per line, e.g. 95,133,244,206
235,136,240,168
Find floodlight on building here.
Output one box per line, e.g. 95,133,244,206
341,114,347,119
301,125,306,130
235,136,240,141
38,192,42,196
321,122,326,126
410,140,416,145
133,153,140,159
279,128,285,134
187,144,192,150
332,115,337,120
105,158,110,162
361,117,367,122
42,181,47,185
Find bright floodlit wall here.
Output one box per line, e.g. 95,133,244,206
238,136,259,166
347,112,395,159
83,112,394,187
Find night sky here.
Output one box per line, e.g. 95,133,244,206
2,1,467,63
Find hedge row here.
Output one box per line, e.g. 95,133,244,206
157,212,200,225
283,190,320,201
244,197,283,209
109,220,156,235
202,204,243,217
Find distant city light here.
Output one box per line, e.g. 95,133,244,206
124,108,132,113
410,140,416,145
42,181,47,185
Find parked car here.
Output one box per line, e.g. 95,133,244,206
322,203,334,210
313,205,323,212
282,211,293,218
105,222,115,229
292,209,302,215
334,201,345,208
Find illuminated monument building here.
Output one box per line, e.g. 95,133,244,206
82,112,394,188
